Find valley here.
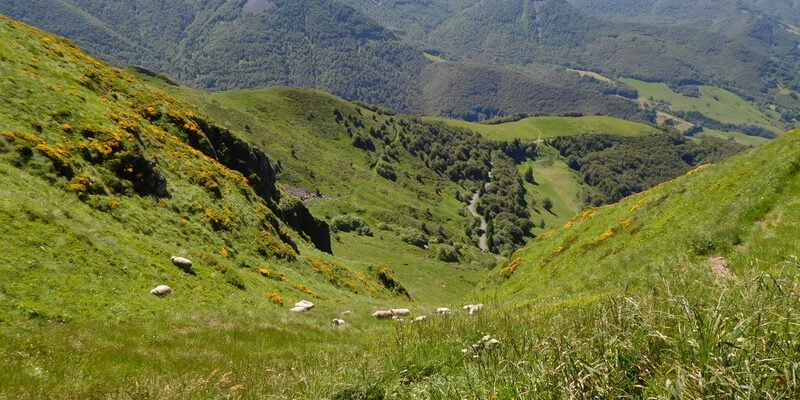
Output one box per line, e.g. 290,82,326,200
1,2,800,398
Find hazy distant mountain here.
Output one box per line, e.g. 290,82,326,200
3,0,799,123
568,0,800,25
0,0,430,112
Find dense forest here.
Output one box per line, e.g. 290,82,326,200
549,133,747,206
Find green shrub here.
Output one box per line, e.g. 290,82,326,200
330,214,373,236
374,159,396,181
436,245,459,262
400,228,428,248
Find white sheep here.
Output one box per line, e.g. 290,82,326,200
294,300,314,310
436,307,452,315
290,306,307,313
332,318,346,326
463,303,484,315
150,285,172,296
372,310,393,319
411,315,427,323
170,256,193,271
390,308,411,316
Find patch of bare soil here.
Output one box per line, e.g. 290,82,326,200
709,256,735,280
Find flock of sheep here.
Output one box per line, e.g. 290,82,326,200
150,256,485,326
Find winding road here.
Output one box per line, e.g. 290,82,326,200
467,191,488,251
467,165,493,252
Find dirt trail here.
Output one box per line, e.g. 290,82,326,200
709,256,735,280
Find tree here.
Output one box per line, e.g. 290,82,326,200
542,196,554,212
523,166,535,184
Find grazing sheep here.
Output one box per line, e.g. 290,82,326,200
332,318,346,326
372,310,393,319
150,285,172,296
340,310,352,315
290,306,307,313
436,307,452,315
390,308,411,316
411,315,427,323
464,303,484,315
170,256,193,272
294,300,315,310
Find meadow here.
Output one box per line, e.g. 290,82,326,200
3,14,800,399
621,77,782,133
426,114,661,142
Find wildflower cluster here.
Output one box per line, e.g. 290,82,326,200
461,334,501,358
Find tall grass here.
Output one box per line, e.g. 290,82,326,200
324,269,800,399
3,267,798,399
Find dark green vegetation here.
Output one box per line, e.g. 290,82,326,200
0,0,429,111
427,0,799,121
550,132,746,205
570,0,800,26
4,13,800,399
3,0,798,133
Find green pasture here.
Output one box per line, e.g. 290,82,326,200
621,77,781,132
426,114,661,141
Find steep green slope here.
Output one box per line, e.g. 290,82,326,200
324,130,800,398
161,84,502,289
0,14,421,325
3,14,800,399
494,128,800,307
0,14,447,398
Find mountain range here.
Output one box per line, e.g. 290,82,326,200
3,0,798,128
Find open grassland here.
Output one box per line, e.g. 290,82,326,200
4,14,800,399
427,114,661,141
494,128,800,308
622,77,781,131
696,128,769,147
519,146,584,236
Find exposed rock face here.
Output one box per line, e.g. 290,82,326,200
277,194,333,254
190,118,332,253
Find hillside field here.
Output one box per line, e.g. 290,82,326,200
2,12,800,399
426,114,662,141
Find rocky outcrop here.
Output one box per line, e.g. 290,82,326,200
190,118,332,253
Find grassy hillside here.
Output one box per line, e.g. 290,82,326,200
3,14,800,399
623,77,785,136
158,84,501,296
282,129,800,398
427,114,662,141
0,15,441,397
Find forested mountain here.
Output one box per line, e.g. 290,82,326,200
569,0,800,25
428,0,799,118
3,0,799,126
0,0,430,112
